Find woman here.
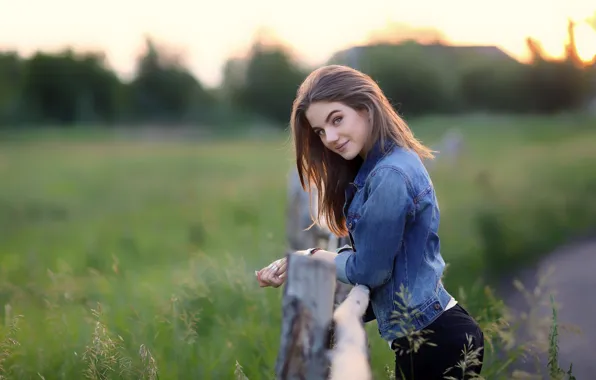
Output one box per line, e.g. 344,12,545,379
257,65,484,379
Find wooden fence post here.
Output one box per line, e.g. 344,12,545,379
275,252,336,380
330,285,372,380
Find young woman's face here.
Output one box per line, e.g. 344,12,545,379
306,101,371,160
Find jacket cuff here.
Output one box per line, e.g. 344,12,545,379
334,250,354,285
336,244,352,253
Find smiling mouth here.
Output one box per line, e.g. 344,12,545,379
336,141,348,151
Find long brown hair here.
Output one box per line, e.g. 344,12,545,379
290,65,434,237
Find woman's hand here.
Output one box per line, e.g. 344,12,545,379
256,257,288,288
256,250,329,288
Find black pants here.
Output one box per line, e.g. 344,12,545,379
391,304,484,380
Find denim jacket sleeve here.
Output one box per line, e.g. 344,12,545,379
334,167,412,289
335,244,377,322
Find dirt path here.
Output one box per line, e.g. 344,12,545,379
497,239,596,379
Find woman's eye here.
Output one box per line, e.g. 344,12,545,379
316,129,325,136
333,116,342,125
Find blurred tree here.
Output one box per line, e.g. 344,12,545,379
21,49,123,125
523,20,587,113
220,57,247,108
526,37,547,64
129,37,213,124
364,45,451,116
0,52,25,126
565,19,583,67
459,61,531,113
230,37,307,126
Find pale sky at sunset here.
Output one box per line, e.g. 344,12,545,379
1,0,594,87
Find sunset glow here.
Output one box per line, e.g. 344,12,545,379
574,23,596,62
0,0,594,86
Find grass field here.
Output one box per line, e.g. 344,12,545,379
0,115,595,379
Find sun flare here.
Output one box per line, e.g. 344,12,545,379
574,23,596,63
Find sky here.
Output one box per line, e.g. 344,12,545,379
1,0,595,87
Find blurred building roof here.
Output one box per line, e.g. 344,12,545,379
328,42,517,70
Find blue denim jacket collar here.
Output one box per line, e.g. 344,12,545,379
353,139,396,189
344,140,397,216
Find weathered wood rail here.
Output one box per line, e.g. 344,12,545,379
274,252,371,380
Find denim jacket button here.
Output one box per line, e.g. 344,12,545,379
434,303,441,310
348,222,353,229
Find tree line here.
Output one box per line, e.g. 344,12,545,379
0,20,594,129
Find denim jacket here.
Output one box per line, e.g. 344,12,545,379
334,141,453,342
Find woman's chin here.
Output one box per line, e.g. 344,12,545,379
339,150,359,160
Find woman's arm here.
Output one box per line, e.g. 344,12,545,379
259,165,411,290
331,167,412,289
308,249,339,264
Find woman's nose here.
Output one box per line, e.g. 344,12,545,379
325,130,339,143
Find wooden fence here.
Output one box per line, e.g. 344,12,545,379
274,252,372,380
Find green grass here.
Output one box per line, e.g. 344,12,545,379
0,115,594,379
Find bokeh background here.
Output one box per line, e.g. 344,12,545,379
1,1,595,379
